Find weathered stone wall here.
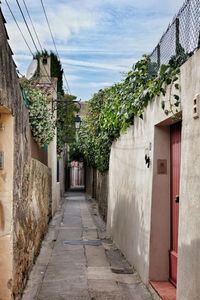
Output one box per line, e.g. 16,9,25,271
95,171,108,222
30,130,48,166
58,158,64,196
13,159,51,299
85,167,94,197
0,113,14,300
0,9,52,300
0,8,31,300
85,167,108,222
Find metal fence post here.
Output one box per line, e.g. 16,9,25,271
197,30,200,49
157,44,161,67
175,18,180,54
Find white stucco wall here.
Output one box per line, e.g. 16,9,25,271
59,157,65,197
107,94,174,283
107,124,153,283
107,49,200,298
48,129,59,216
176,50,200,300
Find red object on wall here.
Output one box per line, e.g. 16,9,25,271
169,122,181,286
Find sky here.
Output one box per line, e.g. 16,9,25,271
1,0,184,101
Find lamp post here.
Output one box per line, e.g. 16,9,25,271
75,114,81,142
75,114,81,130
74,114,81,187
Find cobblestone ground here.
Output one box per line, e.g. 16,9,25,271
22,192,154,300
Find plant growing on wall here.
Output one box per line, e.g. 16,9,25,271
69,50,192,173
57,93,79,156
159,45,191,115
21,79,56,147
34,50,78,154
34,50,64,95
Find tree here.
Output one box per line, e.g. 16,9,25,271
57,93,79,156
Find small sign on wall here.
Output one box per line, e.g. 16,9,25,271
157,159,167,174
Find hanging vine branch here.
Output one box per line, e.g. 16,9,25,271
70,50,191,173
32,50,78,154
21,79,56,147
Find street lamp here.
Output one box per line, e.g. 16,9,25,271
75,114,81,130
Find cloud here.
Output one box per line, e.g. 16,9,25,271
3,1,97,52
2,0,185,100
47,4,97,41
70,81,113,88
62,58,129,72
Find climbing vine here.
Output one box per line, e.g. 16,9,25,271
34,50,78,154
21,79,56,147
57,93,79,156
34,50,64,95
70,50,191,173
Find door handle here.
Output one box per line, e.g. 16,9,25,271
175,195,179,203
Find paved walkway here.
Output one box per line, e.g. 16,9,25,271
22,192,153,300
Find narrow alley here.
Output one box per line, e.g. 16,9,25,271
22,191,153,300
1,1,200,299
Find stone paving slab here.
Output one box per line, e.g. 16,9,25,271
42,264,86,282
86,246,110,267
22,283,41,300
87,266,115,280
57,228,83,241
118,282,153,300
38,295,90,300
88,279,119,293
48,253,86,266
82,229,98,240
22,192,154,300
53,241,84,252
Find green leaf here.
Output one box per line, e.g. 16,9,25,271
174,94,180,101
159,64,168,76
164,109,169,116
174,101,180,107
166,78,172,85
175,83,179,89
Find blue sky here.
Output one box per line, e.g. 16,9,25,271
2,0,184,100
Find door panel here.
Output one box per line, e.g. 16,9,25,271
169,122,181,286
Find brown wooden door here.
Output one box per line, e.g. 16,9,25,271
169,122,181,286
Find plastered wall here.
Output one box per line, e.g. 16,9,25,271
176,50,200,300
107,49,200,300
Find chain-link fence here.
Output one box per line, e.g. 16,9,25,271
149,0,200,66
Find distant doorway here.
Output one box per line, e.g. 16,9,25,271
169,122,181,286
70,161,85,189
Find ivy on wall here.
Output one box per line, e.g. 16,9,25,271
71,50,191,173
57,93,78,156
34,50,64,95
33,50,77,154
21,79,56,147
